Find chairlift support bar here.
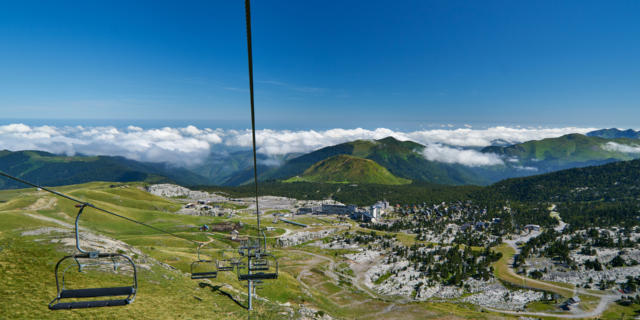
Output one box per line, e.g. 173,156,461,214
74,204,98,257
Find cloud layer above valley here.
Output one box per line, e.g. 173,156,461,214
0,123,595,167
422,144,505,167
602,142,640,154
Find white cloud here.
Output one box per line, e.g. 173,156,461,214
513,165,538,171
222,128,411,155
0,124,214,166
422,144,504,167
602,142,640,154
0,123,595,167
405,126,595,147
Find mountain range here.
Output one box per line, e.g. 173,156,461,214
482,133,640,173
260,137,485,185
255,133,640,186
587,128,640,139
0,150,208,189
1,128,639,189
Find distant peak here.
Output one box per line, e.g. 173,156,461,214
377,136,401,143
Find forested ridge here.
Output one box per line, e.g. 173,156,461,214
199,159,640,229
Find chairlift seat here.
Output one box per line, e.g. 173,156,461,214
190,247,218,279
191,271,218,279
59,286,135,299
249,265,269,271
216,259,235,272
238,272,277,281
49,299,131,310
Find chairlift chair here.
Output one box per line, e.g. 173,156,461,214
216,258,240,272
190,244,218,280
49,204,137,310
237,253,278,281
248,256,269,271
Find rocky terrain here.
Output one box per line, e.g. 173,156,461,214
147,183,217,200
278,228,339,247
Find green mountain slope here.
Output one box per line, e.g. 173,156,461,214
286,154,411,185
261,137,485,185
0,150,208,189
482,134,640,172
488,158,640,203
483,158,640,229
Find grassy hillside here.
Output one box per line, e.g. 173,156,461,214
0,150,208,189
286,154,411,185
0,182,287,319
0,181,498,319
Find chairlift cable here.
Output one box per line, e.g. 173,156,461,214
0,171,200,246
245,0,261,232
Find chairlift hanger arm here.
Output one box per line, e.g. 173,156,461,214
73,204,99,257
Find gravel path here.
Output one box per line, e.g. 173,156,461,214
289,249,379,300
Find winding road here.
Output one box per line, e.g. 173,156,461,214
491,210,621,318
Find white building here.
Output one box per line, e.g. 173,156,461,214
369,201,389,220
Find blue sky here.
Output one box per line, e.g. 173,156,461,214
0,0,639,129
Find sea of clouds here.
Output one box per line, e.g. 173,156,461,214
602,142,640,154
0,123,596,167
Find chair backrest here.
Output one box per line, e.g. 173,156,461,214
191,259,218,279
216,259,235,272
